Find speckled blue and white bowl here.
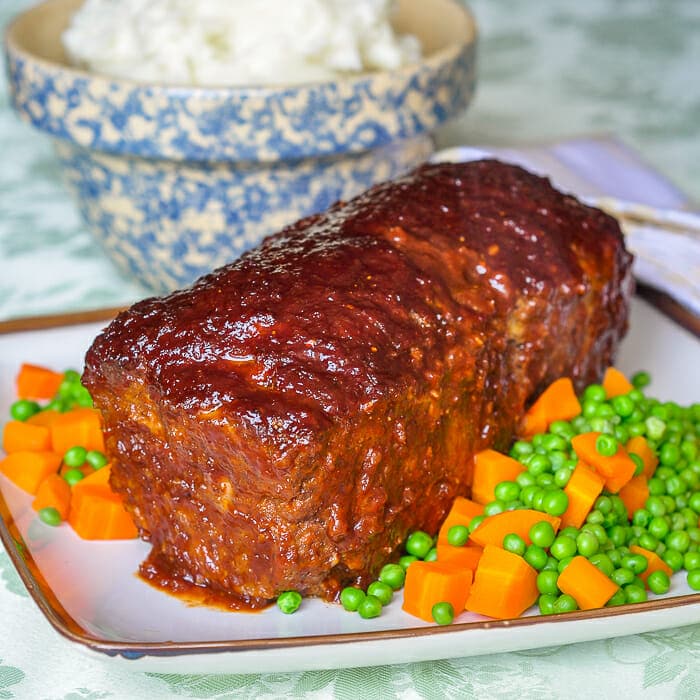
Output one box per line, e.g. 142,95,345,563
5,0,477,293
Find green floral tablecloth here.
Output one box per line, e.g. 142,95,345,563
1,0,699,697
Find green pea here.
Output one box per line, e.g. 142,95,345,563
511,440,534,458
621,554,648,575
586,509,605,525
646,416,666,442
358,594,382,619
367,581,393,605
468,515,485,534
687,569,700,591
662,549,684,572
277,590,302,614
532,490,546,511
542,434,568,452
631,371,651,389
63,469,84,487
520,485,539,507
550,535,577,561
560,526,580,540
431,601,454,626
688,492,700,514
494,480,520,503
501,533,526,556
590,418,615,435
647,478,665,496
647,570,671,595
63,446,87,468
536,570,560,596
595,434,618,457
646,496,667,518
606,589,627,607
10,399,41,422
38,507,62,527
379,564,405,590
589,552,615,576
524,544,548,570
399,555,417,570
542,490,569,517
611,567,635,587
683,551,700,571
626,422,646,438
576,531,599,558
84,450,108,470
550,421,576,439
637,533,658,552
553,466,572,488
542,556,560,572
528,454,552,476
406,531,433,559
608,525,629,548
552,594,578,613
612,394,635,418
624,584,647,603
583,384,607,403
424,547,438,563
516,471,537,488
666,530,691,554
447,525,469,547
529,520,556,549
340,587,365,611
538,593,557,615
483,501,505,517
536,473,555,489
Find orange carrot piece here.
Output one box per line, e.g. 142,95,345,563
561,463,605,529
0,451,62,494
2,420,51,453
571,432,636,493
602,367,634,398
469,509,561,548
437,497,485,545
629,545,674,586
68,465,137,540
521,378,581,437
471,450,524,505
626,436,658,479
618,475,650,520
26,410,61,428
50,408,105,455
557,556,619,609
465,544,539,619
16,363,64,400
402,561,473,622
32,473,72,520
436,543,484,571
520,400,548,438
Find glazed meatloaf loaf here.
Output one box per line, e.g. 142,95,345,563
83,160,634,607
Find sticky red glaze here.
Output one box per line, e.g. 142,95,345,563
83,160,633,607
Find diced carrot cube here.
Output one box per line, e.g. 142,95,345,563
402,560,473,622
557,556,619,609
2,420,51,453
0,451,62,494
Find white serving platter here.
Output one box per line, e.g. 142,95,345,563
1,296,699,674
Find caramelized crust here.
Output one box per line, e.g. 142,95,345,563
83,160,633,605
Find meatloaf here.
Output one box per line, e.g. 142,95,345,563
83,160,634,607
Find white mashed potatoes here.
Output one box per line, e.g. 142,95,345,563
62,0,421,86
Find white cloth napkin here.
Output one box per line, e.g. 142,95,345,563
433,137,700,316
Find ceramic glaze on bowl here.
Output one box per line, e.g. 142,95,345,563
5,0,477,292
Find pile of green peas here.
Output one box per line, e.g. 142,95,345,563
474,371,700,612
9,369,109,527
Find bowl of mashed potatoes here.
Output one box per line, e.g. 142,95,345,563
5,0,477,292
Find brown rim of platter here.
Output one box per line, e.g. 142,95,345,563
0,287,698,660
